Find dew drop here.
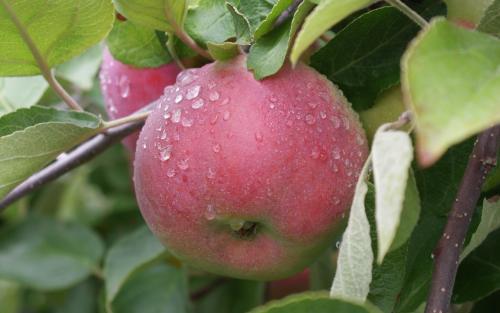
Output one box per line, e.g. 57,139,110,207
308,102,318,109
118,75,130,98
213,143,221,153
331,116,341,128
177,69,196,86
174,94,183,104
319,111,327,119
269,94,278,103
163,104,170,111
223,111,231,121
191,98,204,110
142,143,147,150
182,117,194,127
207,167,216,179
171,109,181,123
305,114,316,125
221,97,230,106
311,146,320,159
254,132,263,142
334,197,341,205
160,130,168,140
160,145,173,161
166,168,176,178
332,147,341,160
209,90,220,101
163,112,171,119
205,204,216,220
164,85,175,95
177,159,189,170
186,85,201,100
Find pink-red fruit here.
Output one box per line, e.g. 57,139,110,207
99,48,181,153
134,56,368,280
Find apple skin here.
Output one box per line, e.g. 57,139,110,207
266,269,310,300
133,55,368,280
99,48,182,153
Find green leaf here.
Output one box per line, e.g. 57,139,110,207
461,198,500,261
0,106,101,198
226,0,277,37
0,280,20,313
0,0,114,76
0,215,104,290
56,44,103,90
310,7,424,111
111,263,188,313
0,76,48,115
103,225,167,304
445,0,494,26
290,0,371,65
254,0,294,39
185,0,236,45
165,0,188,29
478,0,500,37
372,128,414,263
54,280,99,313
226,2,253,44
247,0,313,79
113,0,173,32
453,228,500,302
248,292,382,313
402,18,500,166
207,41,240,61
369,243,409,313
107,20,172,68
331,158,373,301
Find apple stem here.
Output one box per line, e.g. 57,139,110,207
0,0,83,112
424,125,500,313
385,0,429,29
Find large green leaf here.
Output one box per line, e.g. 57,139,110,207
113,0,172,32
331,158,373,301
402,18,500,166
0,76,48,115
0,0,114,76
0,215,104,290
111,263,189,313
103,225,167,304
107,20,172,68
249,292,382,313
0,106,102,198
290,0,371,65
185,0,236,45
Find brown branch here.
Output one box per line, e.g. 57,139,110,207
0,120,144,212
274,0,303,28
425,125,500,313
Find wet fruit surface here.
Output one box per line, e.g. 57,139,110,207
134,56,369,280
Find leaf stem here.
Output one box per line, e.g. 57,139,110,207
385,0,429,28
102,111,151,130
425,125,500,313
0,0,83,111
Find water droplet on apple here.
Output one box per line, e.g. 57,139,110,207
331,116,341,128
164,85,175,95
191,98,204,110
311,146,320,159
305,114,316,125
171,109,181,123
213,143,221,153
223,111,231,121
332,148,341,160
182,117,194,127
186,85,201,100
166,167,176,178
174,94,183,104
308,102,318,109
207,167,216,179
160,130,168,140
177,69,196,86
320,111,327,119
209,90,220,101
177,159,189,170
118,75,130,98
160,145,173,161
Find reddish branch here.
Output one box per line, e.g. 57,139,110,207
0,120,144,212
425,125,500,313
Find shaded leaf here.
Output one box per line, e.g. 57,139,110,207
56,44,103,90
478,0,500,37
0,76,48,115
113,0,172,32
185,0,236,45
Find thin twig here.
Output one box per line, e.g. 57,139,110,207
385,0,429,28
102,111,151,129
274,0,303,28
0,120,144,212
0,0,83,111
425,125,500,313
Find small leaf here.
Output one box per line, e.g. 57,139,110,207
103,225,167,304
113,0,173,32
0,76,48,115
290,0,371,65
207,41,240,61
372,127,414,263
249,292,382,313
185,0,236,45
254,0,294,39
0,0,114,76
0,215,104,290
0,106,101,198
331,157,373,301
247,0,313,79
401,18,500,166
461,198,500,261
107,20,172,68
56,44,104,90
226,2,253,44
478,0,500,37
111,263,189,313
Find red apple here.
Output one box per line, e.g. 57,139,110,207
133,55,368,280
99,48,182,153
266,269,310,300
